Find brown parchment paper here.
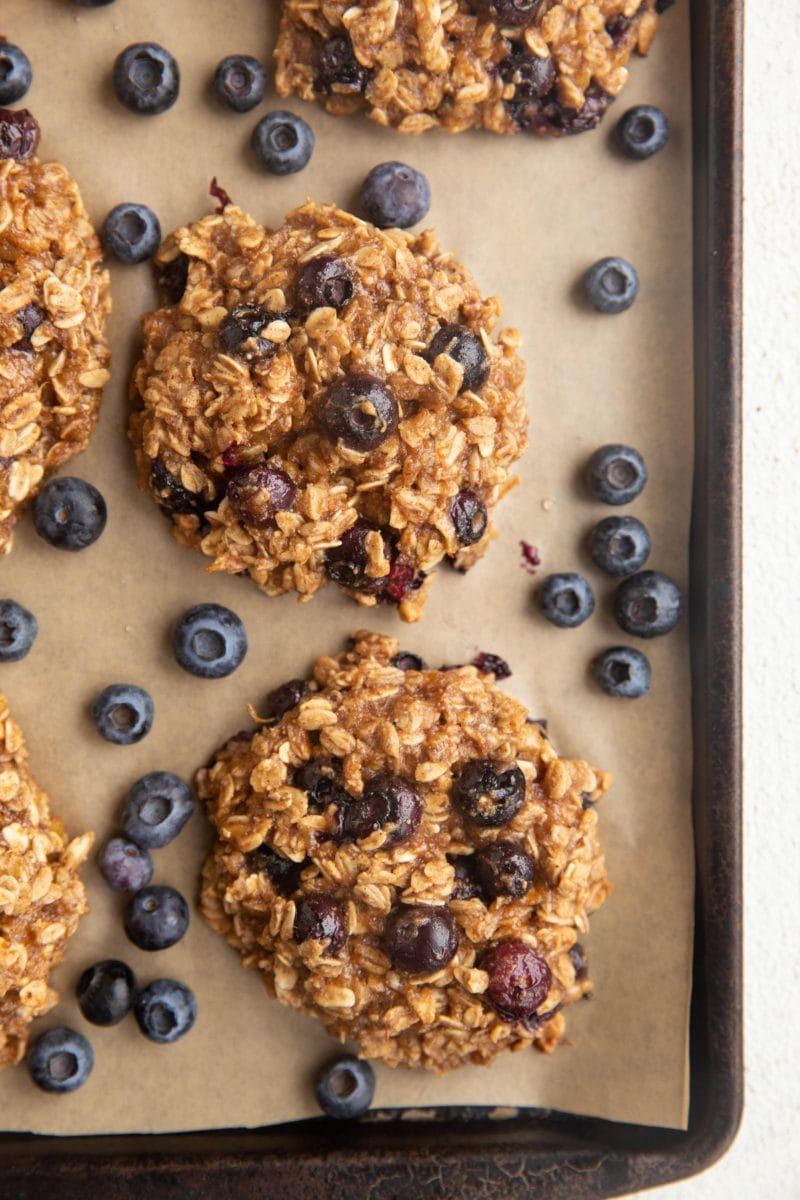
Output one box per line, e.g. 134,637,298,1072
0,0,694,1134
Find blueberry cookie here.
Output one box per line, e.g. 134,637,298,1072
129,201,527,621
274,0,670,137
0,693,93,1068
0,110,111,554
198,632,611,1072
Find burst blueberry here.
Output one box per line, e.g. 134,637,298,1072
539,573,595,628
102,203,161,264
616,105,670,160
27,1028,94,1093
586,443,648,505
482,941,551,1021
227,462,296,525
360,161,431,229
113,43,180,115
251,111,314,175
0,107,39,159
134,979,196,1043
33,477,107,551
122,771,195,848
588,515,651,575
451,489,488,546
124,885,189,951
246,844,306,896
92,684,153,745
384,904,458,974
0,599,37,663
426,325,489,393
614,570,683,638
0,42,32,105
315,1054,375,1120
213,54,267,112
453,760,526,827
293,894,346,953
593,646,652,698
342,774,422,845
584,257,640,314
98,837,154,891
296,255,355,311
264,678,309,720
320,373,398,451
172,604,247,678
76,960,137,1026
475,841,535,899
315,35,370,95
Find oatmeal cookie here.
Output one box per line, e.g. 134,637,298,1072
0,110,111,554
0,693,93,1068
129,201,526,622
274,0,669,137
198,632,611,1072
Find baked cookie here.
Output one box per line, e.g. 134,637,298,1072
0,109,111,555
199,632,611,1072
130,200,526,622
274,0,670,136
0,693,93,1068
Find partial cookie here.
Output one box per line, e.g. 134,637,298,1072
274,0,668,136
0,693,93,1069
0,109,111,554
130,200,526,622
198,632,611,1072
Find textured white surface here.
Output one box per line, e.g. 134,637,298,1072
638,2,800,1196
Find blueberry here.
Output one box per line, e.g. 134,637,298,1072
452,760,526,827
616,105,670,160
360,162,431,229
482,941,551,1021
451,489,488,546
251,111,314,175
0,599,37,662
391,651,427,671
113,43,180,115
498,45,557,100
98,837,154,892
293,759,348,814
539,573,595,628
92,684,153,745
218,304,276,363
315,1054,375,1120
0,42,33,106
569,942,589,981
227,462,296,526
32,477,107,551
157,253,189,304
472,0,541,27
384,904,458,974
134,978,196,1043
426,325,489,393
586,443,648,505
172,604,247,679
324,519,392,594
471,652,511,680
315,35,370,95
27,1028,94,1093
583,257,639,314
449,855,483,901
296,255,355,312
102,203,161,264
76,0,116,5
76,959,137,1026
614,570,684,638
0,107,39,160
213,54,267,112
474,841,535,900
13,303,46,352
124,885,189,951
588,515,651,576
342,774,422,845
293,894,346,953
122,771,195,848
149,458,208,518
593,646,652,698
246,844,306,896
264,678,309,720
320,373,398,451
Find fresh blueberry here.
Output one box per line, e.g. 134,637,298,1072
92,684,154,745
213,54,267,112
0,107,39,160
76,959,137,1026
27,1027,94,1093
0,42,33,105
360,161,431,229
584,257,639,314
0,599,37,662
539,573,595,628
113,43,180,116
102,203,161,264
593,646,652,698
451,490,488,546
482,941,551,1021
32,477,107,551
134,978,196,1043
586,443,648,505
614,570,684,638
172,604,247,679
384,904,458,974
124,885,189,951
227,462,296,525
296,255,355,312
616,105,670,160
320,373,398,451
426,325,489,393
293,894,346,953
588,515,651,576
121,771,195,848
264,678,309,721
98,837,153,892
315,1054,375,1120
452,760,526,827
474,841,535,899
251,111,314,175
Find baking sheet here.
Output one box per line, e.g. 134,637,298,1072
0,0,694,1134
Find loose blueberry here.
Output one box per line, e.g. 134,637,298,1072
586,443,648,505
76,959,137,1026
315,35,370,95
264,678,309,721
218,304,276,363
593,645,652,698
246,844,306,896
384,904,458,974
124,885,189,951
472,0,540,26
588,515,651,576
32,476,107,551
0,107,39,160
122,771,195,849
482,941,552,1021
213,54,267,112
98,837,154,892
320,373,398,451
0,599,37,662
391,651,427,671
172,604,248,679
27,1028,93,1093
102,202,161,264
0,43,33,106
474,841,535,899
343,774,422,845
426,325,489,393
293,759,348,814
614,570,684,638
227,462,296,525
360,161,431,229
616,105,670,160
471,652,511,680
539,573,595,628
251,111,314,175
449,855,483,902
315,1054,375,1120
134,978,196,1043
294,894,346,953
451,489,488,546
452,760,526,827
92,684,153,745
324,519,393,594
584,257,639,314
296,255,355,312
113,43,180,116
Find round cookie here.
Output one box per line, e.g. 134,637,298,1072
274,0,669,137
198,632,611,1072
0,109,111,555
129,201,527,622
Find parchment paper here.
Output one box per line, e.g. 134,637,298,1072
0,0,694,1134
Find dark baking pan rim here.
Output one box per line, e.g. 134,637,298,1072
0,0,742,1194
